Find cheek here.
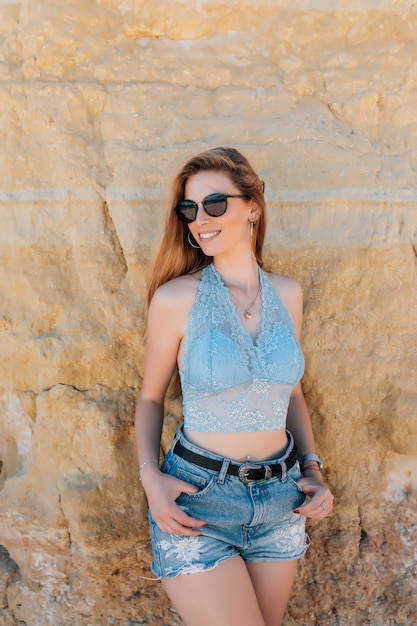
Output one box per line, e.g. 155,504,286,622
187,223,197,238
187,223,204,247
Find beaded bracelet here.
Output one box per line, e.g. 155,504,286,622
139,459,158,481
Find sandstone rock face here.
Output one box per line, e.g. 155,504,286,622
1,1,417,624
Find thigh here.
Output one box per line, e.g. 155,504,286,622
246,560,299,626
162,555,266,626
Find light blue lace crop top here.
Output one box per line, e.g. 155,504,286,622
180,264,304,433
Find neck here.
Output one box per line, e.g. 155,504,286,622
212,253,259,293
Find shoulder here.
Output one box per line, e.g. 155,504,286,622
266,272,303,303
151,270,202,306
264,271,303,335
149,270,203,334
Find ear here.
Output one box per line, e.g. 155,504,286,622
249,200,261,223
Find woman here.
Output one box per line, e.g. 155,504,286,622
135,147,333,626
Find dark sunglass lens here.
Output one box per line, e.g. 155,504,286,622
176,201,197,223
203,196,227,217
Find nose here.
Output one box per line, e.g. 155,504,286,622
195,202,209,223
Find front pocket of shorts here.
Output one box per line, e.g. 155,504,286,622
286,474,305,495
286,463,306,495
175,467,216,499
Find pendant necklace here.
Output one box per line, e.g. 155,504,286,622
231,281,260,321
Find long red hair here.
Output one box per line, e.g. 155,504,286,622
147,147,266,306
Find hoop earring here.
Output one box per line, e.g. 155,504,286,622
188,232,201,249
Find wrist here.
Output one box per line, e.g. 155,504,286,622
302,464,321,473
302,466,324,480
302,461,325,479
139,458,159,482
138,463,162,496
300,453,323,473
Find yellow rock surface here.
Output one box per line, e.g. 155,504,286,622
0,1,416,624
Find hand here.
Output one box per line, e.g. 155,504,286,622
141,467,206,536
293,476,334,521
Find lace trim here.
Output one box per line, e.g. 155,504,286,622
182,379,292,433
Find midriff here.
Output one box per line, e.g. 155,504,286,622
183,427,289,463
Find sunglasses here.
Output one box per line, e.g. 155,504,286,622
174,193,250,224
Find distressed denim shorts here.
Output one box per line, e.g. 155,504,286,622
149,426,307,579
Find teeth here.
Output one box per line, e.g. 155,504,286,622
199,231,220,240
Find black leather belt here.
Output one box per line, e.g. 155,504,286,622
173,438,297,484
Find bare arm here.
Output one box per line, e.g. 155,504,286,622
134,279,206,535
273,275,334,520
286,382,318,460
134,286,179,468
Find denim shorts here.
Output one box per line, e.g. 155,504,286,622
149,426,307,579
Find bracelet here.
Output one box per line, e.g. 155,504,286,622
139,459,158,481
300,453,323,472
302,464,321,472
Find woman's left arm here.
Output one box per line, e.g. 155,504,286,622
287,386,334,520
274,275,334,520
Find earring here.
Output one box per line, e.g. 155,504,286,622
250,221,255,242
188,232,201,249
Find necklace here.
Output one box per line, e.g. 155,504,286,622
231,281,260,321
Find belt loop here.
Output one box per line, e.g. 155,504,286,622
285,430,297,457
218,459,230,484
280,460,287,482
176,424,184,443
286,430,295,457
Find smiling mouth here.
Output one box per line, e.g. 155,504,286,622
199,231,220,241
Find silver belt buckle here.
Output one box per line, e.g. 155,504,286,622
238,464,272,484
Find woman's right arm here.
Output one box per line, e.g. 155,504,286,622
134,284,206,536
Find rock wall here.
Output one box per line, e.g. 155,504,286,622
1,1,417,624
